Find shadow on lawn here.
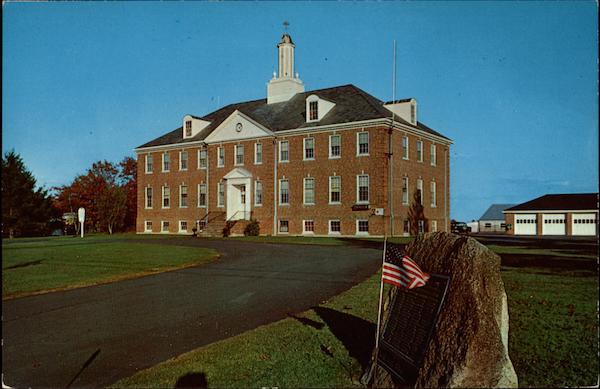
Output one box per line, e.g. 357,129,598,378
312,307,375,369
174,372,208,388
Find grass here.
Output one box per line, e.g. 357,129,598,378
486,244,597,260
113,253,599,388
503,266,598,387
2,235,218,299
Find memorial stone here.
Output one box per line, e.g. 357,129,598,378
370,232,518,388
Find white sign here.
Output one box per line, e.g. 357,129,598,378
78,207,85,238
78,207,85,222
374,208,385,216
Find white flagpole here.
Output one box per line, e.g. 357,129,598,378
375,235,387,350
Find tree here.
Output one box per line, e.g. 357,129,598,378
97,185,128,234
118,157,137,231
1,150,56,238
407,189,428,236
54,157,137,234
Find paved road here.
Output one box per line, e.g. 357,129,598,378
2,239,382,388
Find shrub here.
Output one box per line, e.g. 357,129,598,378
244,219,260,236
222,221,235,237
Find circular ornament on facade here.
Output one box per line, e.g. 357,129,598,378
236,123,243,132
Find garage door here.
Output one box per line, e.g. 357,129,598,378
515,214,537,235
542,214,566,235
572,213,598,236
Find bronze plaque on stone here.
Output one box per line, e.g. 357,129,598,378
377,273,450,386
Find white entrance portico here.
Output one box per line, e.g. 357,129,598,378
223,167,252,220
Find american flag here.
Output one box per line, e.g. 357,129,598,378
382,243,430,289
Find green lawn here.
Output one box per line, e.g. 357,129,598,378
113,256,599,388
487,244,597,260
503,266,598,387
2,235,218,299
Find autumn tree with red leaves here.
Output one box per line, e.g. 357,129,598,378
54,157,137,234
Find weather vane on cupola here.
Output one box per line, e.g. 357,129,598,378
283,20,290,31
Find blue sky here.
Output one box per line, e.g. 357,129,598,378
3,1,598,221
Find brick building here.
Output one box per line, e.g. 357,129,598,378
135,33,452,237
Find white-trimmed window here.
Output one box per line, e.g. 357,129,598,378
180,185,188,207
402,177,409,205
304,178,315,205
303,220,315,234
145,186,153,209
162,152,170,172
198,183,207,207
217,182,225,207
329,220,341,234
185,120,192,137
145,155,153,174
417,179,423,204
418,220,425,234
356,219,369,235
329,135,341,158
430,181,437,207
162,185,170,208
403,219,410,234
161,221,170,233
279,140,289,162
279,220,289,233
357,132,369,156
304,138,315,160
198,149,207,169
357,174,369,204
235,144,244,166
430,144,437,166
255,180,263,206
179,220,188,233
217,146,224,167
402,136,409,159
329,176,341,204
416,140,423,162
180,151,188,171
431,220,438,232
279,179,289,205
309,101,318,121
144,220,153,233
255,143,263,164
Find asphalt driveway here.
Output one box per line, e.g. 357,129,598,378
2,238,382,388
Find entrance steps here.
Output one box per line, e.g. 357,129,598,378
196,212,251,237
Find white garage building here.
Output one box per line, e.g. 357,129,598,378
503,193,598,237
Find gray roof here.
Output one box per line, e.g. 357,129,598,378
479,204,517,221
137,84,450,149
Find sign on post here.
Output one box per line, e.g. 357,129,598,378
78,207,85,238
377,273,450,386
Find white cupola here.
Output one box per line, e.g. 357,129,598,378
267,33,305,104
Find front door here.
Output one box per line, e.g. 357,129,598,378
224,167,252,221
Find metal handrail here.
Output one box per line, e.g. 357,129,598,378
226,210,251,222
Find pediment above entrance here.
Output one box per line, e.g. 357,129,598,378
223,167,253,180
204,110,273,144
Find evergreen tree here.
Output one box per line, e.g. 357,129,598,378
1,150,55,238
407,188,429,236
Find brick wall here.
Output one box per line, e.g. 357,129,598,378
137,124,451,237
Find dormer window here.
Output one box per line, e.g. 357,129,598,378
306,94,335,123
182,115,210,139
309,101,318,121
